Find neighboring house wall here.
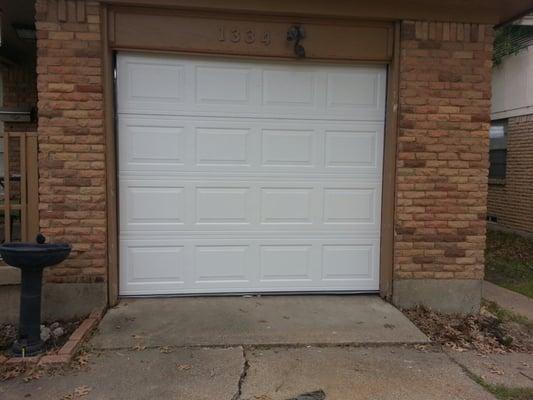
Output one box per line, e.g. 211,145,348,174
489,45,533,234
492,46,533,120
487,114,533,233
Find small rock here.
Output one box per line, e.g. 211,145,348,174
288,390,326,400
40,326,51,342
52,327,64,338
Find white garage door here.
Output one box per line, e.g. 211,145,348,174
117,53,386,295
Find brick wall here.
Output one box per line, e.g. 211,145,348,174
487,114,533,233
395,21,493,281
35,0,106,284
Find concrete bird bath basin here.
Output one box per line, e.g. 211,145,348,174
0,234,71,356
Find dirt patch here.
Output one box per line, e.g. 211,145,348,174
1,319,83,356
404,304,533,353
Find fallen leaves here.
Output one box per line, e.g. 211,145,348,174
0,365,25,381
404,305,532,353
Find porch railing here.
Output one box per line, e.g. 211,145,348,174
1,131,39,243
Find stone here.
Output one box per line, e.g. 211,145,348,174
52,327,65,338
40,325,51,342
289,390,326,400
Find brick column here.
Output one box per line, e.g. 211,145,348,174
35,0,107,316
393,21,493,313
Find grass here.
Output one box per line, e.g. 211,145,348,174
483,300,533,330
465,369,533,400
485,230,533,299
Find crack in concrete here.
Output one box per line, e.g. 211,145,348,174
232,346,250,400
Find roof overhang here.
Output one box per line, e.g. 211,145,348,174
102,0,533,25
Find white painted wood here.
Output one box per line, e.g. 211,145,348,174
117,53,386,295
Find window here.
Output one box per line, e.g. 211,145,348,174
489,120,507,179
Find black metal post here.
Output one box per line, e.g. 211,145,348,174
11,267,44,356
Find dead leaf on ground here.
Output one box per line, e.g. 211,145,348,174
74,385,92,396
176,363,192,371
22,366,44,382
159,346,174,354
132,344,147,351
61,385,92,399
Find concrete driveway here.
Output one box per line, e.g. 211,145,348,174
0,296,498,399
91,295,428,348
0,345,497,400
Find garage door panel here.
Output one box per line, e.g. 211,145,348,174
196,187,252,225
118,53,385,295
119,116,384,176
119,238,379,295
120,179,381,233
117,53,386,121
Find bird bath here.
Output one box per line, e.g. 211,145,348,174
0,234,71,356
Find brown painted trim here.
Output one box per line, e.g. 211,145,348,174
102,5,399,299
102,5,119,307
379,21,400,300
109,6,394,62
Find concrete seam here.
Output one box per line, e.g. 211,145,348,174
443,350,501,399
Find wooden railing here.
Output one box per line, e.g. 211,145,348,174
0,131,39,243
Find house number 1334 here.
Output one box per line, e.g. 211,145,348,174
218,27,271,46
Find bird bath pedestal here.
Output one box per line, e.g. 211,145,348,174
0,235,71,357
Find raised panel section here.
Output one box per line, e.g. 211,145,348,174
322,245,373,280
260,246,312,281
196,66,251,105
196,128,250,166
262,69,316,106
195,246,249,282
127,186,184,224
196,188,250,224
326,70,381,110
128,246,184,283
129,62,184,103
261,129,314,167
261,188,313,224
325,131,377,168
323,188,375,224
125,124,185,167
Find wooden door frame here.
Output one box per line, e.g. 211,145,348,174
101,4,400,306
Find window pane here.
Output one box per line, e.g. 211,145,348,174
489,149,507,179
489,120,507,150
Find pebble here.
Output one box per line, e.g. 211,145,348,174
52,327,65,338
40,326,51,342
